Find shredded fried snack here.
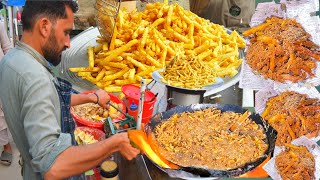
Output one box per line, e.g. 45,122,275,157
276,144,315,180
160,53,241,89
70,2,244,92
244,17,320,83
72,102,123,122
154,108,268,170
262,91,320,146
74,128,98,145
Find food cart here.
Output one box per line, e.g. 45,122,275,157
61,0,320,179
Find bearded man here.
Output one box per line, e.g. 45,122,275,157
0,1,139,179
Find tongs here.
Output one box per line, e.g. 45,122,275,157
107,101,133,120
229,111,251,132
104,101,136,137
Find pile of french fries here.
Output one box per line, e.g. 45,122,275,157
70,0,245,92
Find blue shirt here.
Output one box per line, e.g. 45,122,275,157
0,41,72,179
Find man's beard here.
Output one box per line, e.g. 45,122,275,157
42,29,64,66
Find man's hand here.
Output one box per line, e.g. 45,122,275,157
95,89,110,109
112,133,140,160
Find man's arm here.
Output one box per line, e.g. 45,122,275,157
19,69,137,179
71,89,110,108
44,133,139,179
0,22,13,54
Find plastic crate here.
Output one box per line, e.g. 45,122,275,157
2,0,25,6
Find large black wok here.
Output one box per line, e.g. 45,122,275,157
144,104,277,178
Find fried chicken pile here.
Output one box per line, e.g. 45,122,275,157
276,144,315,180
244,17,320,83
262,91,320,145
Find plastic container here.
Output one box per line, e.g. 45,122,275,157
121,85,156,124
71,91,126,131
127,102,138,120
100,160,119,180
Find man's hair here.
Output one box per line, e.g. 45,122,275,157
21,0,78,31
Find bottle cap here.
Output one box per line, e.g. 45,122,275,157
129,102,138,110
100,160,119,178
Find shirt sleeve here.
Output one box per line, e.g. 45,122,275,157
19,68,72,174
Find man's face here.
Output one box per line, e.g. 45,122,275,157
42,6,74,66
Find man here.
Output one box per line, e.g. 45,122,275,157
0,1,139,179
190,0,255,31
0,21,13,166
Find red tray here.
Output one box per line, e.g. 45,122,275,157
75,126,106,141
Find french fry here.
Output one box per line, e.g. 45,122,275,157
198,50,213,61
103,68,129,81
194,41,210,54
123,70,130,79
152,18,165,27
69,67,101,73
96,81,112,88
160,47,167,67
107,62,128,69
128,69,136,83
140,27,149,49
146,54,162,68
104,86,122,93
88,47,95,68
115,79,131,86
172,31,189,43
166,5,173,28
118,9,124,29
127,56,147,71
101,39,139,65
77,72,92,77
94,44,103,53
105,70,116,76
103,66,113,71
101,42,108,51
95,68,106,81
137,66,155,77
188,23,195,45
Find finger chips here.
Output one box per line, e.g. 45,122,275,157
70,1,245,92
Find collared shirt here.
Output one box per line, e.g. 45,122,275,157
0,41,72,179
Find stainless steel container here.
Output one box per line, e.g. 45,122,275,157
166,86,206,109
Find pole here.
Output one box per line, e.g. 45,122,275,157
136,77,146,130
